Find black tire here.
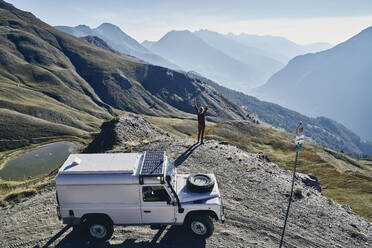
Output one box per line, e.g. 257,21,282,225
82,217,113,242
186,174,215,193
185,215,214,239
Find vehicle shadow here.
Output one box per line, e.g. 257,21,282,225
49,225,206,248
173,142,201,167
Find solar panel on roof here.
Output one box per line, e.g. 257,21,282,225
140,151,165,176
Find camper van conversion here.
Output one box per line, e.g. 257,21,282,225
56,151,225,241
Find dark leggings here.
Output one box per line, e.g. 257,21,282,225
198,125,205,143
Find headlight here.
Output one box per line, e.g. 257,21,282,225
220,198,225,223
57,206,61,220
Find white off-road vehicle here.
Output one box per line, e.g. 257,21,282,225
56,151,225,241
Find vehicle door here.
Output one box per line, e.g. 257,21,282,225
141,185,176,224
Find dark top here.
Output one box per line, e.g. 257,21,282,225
195,105,208,126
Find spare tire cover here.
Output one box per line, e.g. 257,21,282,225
186,174,215,193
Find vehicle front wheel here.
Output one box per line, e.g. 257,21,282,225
186,215,214,239
83,217,113,242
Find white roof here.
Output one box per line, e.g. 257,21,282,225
58,153,141,175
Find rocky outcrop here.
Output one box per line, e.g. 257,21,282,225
301,174,322,192
84,114,171,153
257,152,270,162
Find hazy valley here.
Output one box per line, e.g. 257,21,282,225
256,26,372,142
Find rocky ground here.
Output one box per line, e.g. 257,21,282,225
0,115,371,248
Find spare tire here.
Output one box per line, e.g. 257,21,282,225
186,174,215,193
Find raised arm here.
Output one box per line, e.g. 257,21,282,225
204,100,211,113
193,98,199,112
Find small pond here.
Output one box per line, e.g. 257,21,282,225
0,142,80,181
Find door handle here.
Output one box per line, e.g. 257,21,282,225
144,210,151,213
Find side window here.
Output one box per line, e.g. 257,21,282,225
142,186,171,202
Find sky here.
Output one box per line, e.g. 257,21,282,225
6,0,372,45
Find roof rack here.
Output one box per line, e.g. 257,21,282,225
139,151,166,184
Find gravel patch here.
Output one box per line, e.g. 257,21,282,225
0,138,371,248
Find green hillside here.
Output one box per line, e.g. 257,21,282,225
0,0,247,150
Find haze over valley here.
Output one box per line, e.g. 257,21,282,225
256,26,372,141
54,20,372,144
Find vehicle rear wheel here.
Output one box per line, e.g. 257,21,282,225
83,217,113,242
186,174,215,193
186,215,214,239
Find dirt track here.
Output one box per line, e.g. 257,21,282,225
1,137,371,248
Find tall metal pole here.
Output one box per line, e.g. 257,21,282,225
279,148,299,248
279,122,303,248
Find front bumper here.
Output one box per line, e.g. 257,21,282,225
57,206,61,220
220,198,225,223
62,217,81,225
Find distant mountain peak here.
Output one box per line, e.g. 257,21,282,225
165,30,192,36
160,30,200,42
363,25,372,32
55,22,181,70
76,24,90,29
141,40,155,49
355,25,372,38
75,24,92,33
195,29,220,35
96,22,122,32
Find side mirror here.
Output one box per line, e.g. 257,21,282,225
165,175,171,182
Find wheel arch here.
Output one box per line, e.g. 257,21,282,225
80,213,114,225
184,210,218,224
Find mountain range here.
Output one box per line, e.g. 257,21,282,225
57,24,331,92
1,0,371,157
143,30,284,90
82,35,372,156
256,26,372,141
143,30,331,90
226,32,332,64
144,30,262,91
187,72,372,156
55,23,180,70
0,0,246,150
193,30,285,87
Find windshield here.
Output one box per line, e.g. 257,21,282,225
166,160,175,187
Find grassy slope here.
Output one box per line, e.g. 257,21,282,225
0,108,90,150
0,3,113,149
147,117,372,221
0,0,248,151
